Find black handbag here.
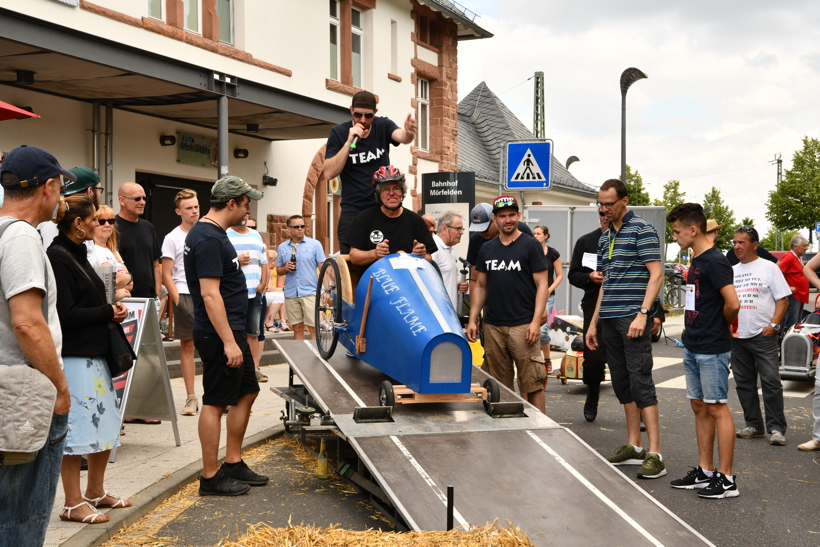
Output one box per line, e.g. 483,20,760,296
106,320,135,378
52,245,136,377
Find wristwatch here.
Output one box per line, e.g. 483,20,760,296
769,323,781,333
639,307,649,315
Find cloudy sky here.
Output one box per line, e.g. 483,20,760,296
456,0,820,241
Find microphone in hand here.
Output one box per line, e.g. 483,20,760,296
350,135,359,151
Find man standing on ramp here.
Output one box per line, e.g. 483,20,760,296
466,195,549,413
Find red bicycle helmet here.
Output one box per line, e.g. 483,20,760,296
371,165,405,185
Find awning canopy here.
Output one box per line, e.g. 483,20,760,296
0,9,349,140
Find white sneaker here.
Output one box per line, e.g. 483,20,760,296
182,395,198,416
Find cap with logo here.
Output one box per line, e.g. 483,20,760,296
0,145,76,188
468,203,493,232
211,175,263,203
63,166,100,196
492,194,519,213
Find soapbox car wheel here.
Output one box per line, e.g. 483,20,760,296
315,258,341,360
482,377,500,412
379,380,395,407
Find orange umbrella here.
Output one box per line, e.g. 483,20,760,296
0,100,40,121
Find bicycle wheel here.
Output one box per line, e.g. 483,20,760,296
315,258,341,359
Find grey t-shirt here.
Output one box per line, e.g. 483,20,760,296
0,218,63,366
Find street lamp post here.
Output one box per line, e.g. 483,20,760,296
620,67,647,185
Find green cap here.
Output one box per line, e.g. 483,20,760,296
63,167,99,196
210,175,263,203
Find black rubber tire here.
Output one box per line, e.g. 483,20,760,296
483,377,500,412
561,377,567,385
379,380,395,407
315,258,341,360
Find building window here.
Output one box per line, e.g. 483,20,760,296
351,8,363,88
148,0,162,19
390,20,397,74
417,79,429,151
183,0,199,32
217,0,233,44
329,0,339,80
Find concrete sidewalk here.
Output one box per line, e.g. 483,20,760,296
47,362,289,547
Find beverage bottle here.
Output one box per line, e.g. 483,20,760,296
290,249,297,272
317,437,329,479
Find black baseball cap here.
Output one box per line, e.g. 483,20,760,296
0,145,76,188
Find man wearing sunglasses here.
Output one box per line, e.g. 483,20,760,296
276,215,325,341
324,90,416,253
117,182,162,299
37,166,103,249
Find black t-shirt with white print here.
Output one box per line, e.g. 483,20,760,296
476,233,548,326
348,206,438,268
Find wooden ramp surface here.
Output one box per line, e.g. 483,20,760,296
274,340,712,547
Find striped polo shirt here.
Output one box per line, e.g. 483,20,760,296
596,210,661,319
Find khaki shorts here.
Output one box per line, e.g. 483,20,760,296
286,294,316,327
172,293,194,340
483,323,546,394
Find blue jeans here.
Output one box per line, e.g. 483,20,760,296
0,412,68,546
683,349,731,404
245,293,264,337
782,295,805,335
539,294,556,345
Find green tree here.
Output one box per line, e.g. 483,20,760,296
652,179,686,244
623,164,651,206
738,217,755,228
702,187,736,251
760,228,800,251
767,136,820,244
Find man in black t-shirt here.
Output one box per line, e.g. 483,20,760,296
183,175,268,497
467,195,549,413
667,203,740,499
116,182,161,298
466,202,533,293
324,90,416,253
349,166,436,268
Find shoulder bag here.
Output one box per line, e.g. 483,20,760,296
0,220,59,466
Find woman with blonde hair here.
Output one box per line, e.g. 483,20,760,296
88,203,133,299
47,195,130,524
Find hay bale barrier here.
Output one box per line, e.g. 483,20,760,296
217,520,533,546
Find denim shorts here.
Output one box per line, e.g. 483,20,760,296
245,292,264,337
539,294,556,345
684,349,731,404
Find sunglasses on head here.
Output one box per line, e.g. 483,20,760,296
352,112,375,119
98,218,116,225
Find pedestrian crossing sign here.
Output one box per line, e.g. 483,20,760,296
505,140,553,190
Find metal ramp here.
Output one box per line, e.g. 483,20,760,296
272,340,712,547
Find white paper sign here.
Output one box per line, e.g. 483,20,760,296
582,252,597,271
685,284,696,311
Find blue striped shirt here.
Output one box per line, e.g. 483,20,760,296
226,228,268,298
596,210,661,319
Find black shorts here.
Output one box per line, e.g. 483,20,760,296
194,329,260,407
337,211,358,254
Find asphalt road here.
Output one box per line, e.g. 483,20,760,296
108,337,818,547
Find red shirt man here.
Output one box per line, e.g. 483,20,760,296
779,240,809,304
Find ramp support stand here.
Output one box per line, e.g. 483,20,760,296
356,276,374,354
447,485,454,531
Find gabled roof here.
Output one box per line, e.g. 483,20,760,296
458,82,598,197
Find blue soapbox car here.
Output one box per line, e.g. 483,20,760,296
314,253,499,411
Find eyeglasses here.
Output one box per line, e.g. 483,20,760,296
380,187,402,195
596,199,623,210
124,196,146,202
352,112,375,119
289,224,305,229
98,218,116,225
446,225,465,233
93,186,104,193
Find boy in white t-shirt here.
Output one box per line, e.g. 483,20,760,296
161,189,200,415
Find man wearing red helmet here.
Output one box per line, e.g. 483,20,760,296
348,165,436,268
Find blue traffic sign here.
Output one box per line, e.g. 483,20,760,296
505,141,553,190
815,222,820,232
